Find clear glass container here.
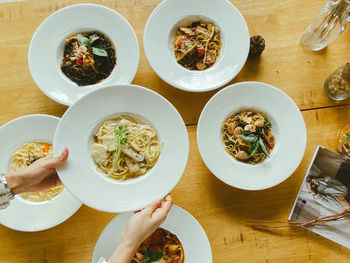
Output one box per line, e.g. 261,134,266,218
324,62,350,100
301,0,350,51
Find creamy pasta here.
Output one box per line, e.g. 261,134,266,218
91,115,161,181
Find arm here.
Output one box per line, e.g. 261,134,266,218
0,148,69,209
107,195,173,263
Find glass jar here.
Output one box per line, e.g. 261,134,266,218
324,62,350,100
301,0,350,51
337,122,350,157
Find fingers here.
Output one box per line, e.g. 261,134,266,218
45,148,69,168
143,199,162,215
152,194,173,222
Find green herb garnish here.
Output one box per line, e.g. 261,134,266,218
238,132,270,158
76,34,108,57
142,248,163,263
112,126,128,170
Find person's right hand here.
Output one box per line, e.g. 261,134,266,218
107,194,173,263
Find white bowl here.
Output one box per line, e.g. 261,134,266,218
0,114,81,231
92,205,212,263
53,84,189,213
143,0,249,92
28,4,140,106
197,82,307,190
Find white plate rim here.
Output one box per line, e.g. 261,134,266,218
197,81,307,190
28,3,140,106
53,84,189,213
92,205,213,263
0,114,82,232
143,0,249,92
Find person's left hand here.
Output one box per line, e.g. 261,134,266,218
5,148,69,195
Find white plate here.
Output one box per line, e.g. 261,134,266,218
92,205,212,263
197,82,307,190
53,84,189,213
28,4,140,106
0,114,81,231
143,0,249,92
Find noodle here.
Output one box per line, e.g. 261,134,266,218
131,228,185,263
173,21,221,70
222,111,275,164
9,142,64,202
91,115,161,181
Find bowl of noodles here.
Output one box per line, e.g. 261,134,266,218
197,82,307,190
0,114,81,231
143,0,249,92
92,205,212,263
53,84,189,213
28,4,139,106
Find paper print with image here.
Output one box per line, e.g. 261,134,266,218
289,146,350,249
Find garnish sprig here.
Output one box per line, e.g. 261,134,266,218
238,131,270,157
112,125,128,170
76,34,108,57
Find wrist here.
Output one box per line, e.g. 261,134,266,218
5,171,25,195
107,237,138,263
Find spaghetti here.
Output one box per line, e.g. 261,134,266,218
222,111,275,164
10,142,64,202
91,115,161,181
173,21,221,70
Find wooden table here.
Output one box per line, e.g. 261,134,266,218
0,0,350,262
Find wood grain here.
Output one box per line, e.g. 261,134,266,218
0,0,350,262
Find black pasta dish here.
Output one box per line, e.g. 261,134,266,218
60,32,116,86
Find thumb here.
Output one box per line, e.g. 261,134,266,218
45,148,69,168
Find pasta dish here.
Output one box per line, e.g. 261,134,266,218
91,115,161,181
132,228,185,263
173,21,221,70
222,111,275,164
10,142,64,202
60,32,116,86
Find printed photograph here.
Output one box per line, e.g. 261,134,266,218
289,146,350,248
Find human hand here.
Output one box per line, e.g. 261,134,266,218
5,148,69,195
108,195,173,263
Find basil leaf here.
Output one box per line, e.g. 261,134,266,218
238,133,258,144
239,130,252,136
249,140,260,157
90,36,100,45
149,251,163,261
77,34,89,46
92,47,108,57
258,138,270,157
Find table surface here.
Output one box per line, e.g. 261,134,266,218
0,0,350,262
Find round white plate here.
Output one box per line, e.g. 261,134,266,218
197,82,307,190
0,114,81,232
28,4,140,106
53,84,189,213
143,0,249,92
92,205,212,263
